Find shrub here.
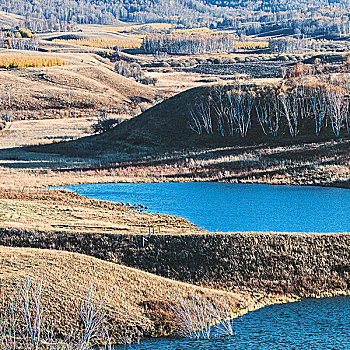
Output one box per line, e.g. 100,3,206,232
0,279,111,350
18,28,32,38
92,112,124,134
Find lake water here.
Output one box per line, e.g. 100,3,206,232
62,182,350,232
115,297,350,350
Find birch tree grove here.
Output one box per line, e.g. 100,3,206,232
142,34,236,55
308,85,324,136
255,93,280,137
278,92,300,137
326,86,348,137
226,85,255,138
188,76,350,139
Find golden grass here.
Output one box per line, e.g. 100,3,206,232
0,50,156,120
53,38,142,49
0,55,66,69
235,41,269,50
0,188,199,235
0,246,249,339
171,27,219,35
95,23,172,32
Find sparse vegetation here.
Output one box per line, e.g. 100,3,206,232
115,60,157,85
92,111,124,134
0,279,111,350
0,246,244,343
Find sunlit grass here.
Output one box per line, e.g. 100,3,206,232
0,55,66,68
53,38,142,49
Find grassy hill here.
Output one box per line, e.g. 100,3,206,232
26,83,350,189
0,246,247,341
0,50,156,120
0,11,24,27
33,83,350,159
32,86,213,160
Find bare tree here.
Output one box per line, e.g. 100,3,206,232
212,85,227,137
255,93,280,136
170,293,234,340
278,92,300,137
0,279,111,350
226,83,255,138
326,86,347,137
308,84,328,136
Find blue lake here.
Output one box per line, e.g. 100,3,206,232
62,182,350,233
115,297,350,350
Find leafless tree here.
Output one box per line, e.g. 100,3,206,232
255,93,280,136
189,97,213,135
308,84,328,136
170,293,234,340
278,92,300,137
226,83,255,138
212,85,227,137
326,86,347,137
0,279,111,350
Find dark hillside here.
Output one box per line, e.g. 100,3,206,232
30,87,214,159
30,82,350,162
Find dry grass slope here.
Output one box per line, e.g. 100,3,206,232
0,246,248,340
0,50,156,120
0,188,199,235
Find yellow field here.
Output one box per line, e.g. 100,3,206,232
53,38,142,49
95,23,173,32
235,41,269,49
0,55,66,68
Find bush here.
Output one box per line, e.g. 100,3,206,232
18,27,32,38
92,113,124,134
115,60,157,85
138,77,157,85
0,111,12,131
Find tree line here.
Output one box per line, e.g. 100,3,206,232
142,33,236,55
0,31,39,50
2,0,350,39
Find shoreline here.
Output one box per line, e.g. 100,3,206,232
0,156,349,341
2,227,350,341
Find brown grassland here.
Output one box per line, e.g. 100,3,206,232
0,36,350,344
0,50,157,120
0,187,198,235
53,38,142,49
0,246,267,340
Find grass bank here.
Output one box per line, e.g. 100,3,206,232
1,228,350,298
0,246,255,342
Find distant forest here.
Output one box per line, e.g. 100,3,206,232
1,0,350,37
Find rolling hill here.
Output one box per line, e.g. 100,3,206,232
0,246,246,340
0,50,157,120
